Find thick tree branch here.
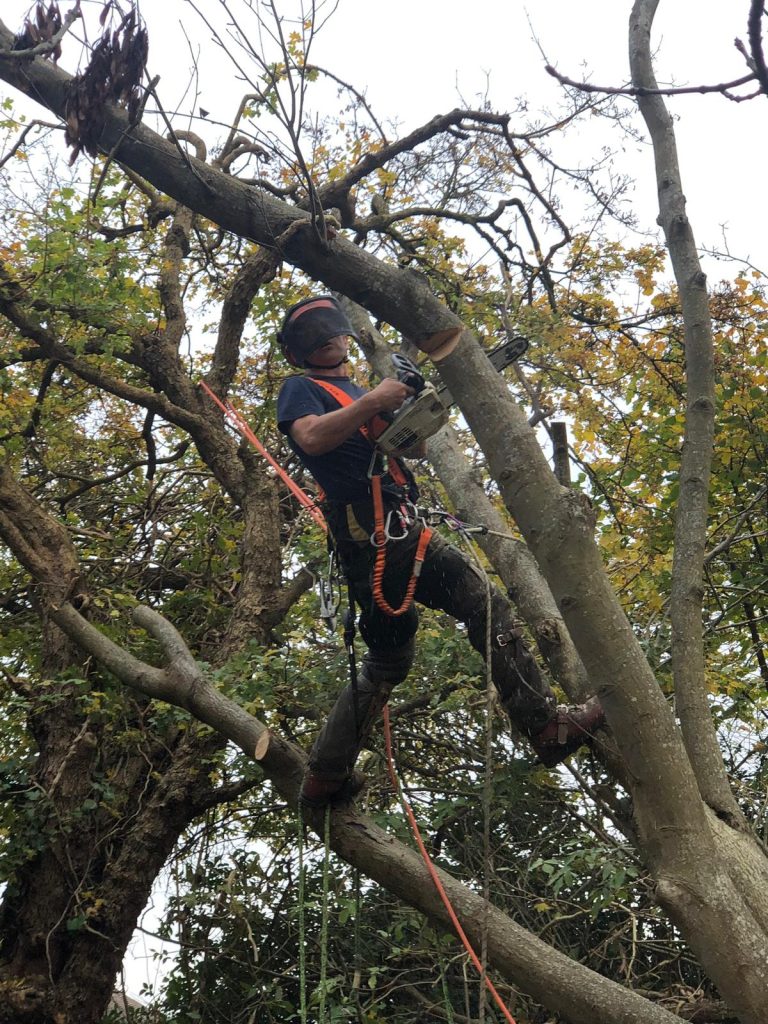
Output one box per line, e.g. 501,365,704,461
156,205,193,351
629,0,743,827
204,247,280,398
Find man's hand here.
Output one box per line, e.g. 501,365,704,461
367,377,414,412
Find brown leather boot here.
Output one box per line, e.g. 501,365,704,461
529,697,605,768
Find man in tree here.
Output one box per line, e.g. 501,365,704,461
277,296,604,805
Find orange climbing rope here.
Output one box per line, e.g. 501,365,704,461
198,380,327,532
370,474,432,617
381,704,518,1024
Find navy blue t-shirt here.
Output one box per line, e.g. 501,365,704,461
277,374,415,502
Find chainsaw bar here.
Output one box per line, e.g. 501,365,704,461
434,335,529,408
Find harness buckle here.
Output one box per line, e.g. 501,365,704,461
495,628,521,649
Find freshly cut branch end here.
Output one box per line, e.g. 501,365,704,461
416,326,462,362
254,730,270,761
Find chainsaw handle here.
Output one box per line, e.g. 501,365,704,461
391,352,426,394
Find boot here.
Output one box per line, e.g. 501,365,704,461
529,697,605,768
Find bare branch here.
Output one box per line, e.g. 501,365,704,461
747,0,768,97
205,247,280,397
0,118,62,170
546,63,757,100
304,62,388,143
317,108,512,211
3,2,81,61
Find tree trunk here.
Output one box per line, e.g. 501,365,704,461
0,447,284,1024
628,0,745,830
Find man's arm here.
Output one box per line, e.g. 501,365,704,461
289,378,413,455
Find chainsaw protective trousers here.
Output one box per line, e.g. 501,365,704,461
307,640,415,782
308,502,557,781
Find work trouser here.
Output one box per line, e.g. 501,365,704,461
308,499,556,781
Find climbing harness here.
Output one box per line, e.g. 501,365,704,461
309,377,433,618
199,379,513,624
369,473,433,617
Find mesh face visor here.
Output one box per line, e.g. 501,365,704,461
278,296,359,366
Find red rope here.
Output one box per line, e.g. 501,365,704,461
381,705,517,1024
198,381,327,532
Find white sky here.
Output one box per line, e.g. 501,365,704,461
2,0,766,1002
2,0,765,277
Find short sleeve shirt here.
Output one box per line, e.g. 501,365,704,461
277,374,380,502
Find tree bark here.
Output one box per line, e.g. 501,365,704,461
628,0,746,830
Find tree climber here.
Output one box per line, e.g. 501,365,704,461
276,295,604,807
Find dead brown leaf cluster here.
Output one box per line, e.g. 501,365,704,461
63,6,148,163
13,2,67,61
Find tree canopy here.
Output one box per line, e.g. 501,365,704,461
0,2,767,1023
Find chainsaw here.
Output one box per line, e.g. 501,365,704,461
371,335,529,454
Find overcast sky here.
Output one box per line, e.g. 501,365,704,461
2,0,765,279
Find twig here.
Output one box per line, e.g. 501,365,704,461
145,78,213,193
0,120,62,171
2,3,82,60
546,64,757,99
747,0,768,97
91,74,160,206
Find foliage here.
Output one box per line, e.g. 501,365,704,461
0,3,767,1022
